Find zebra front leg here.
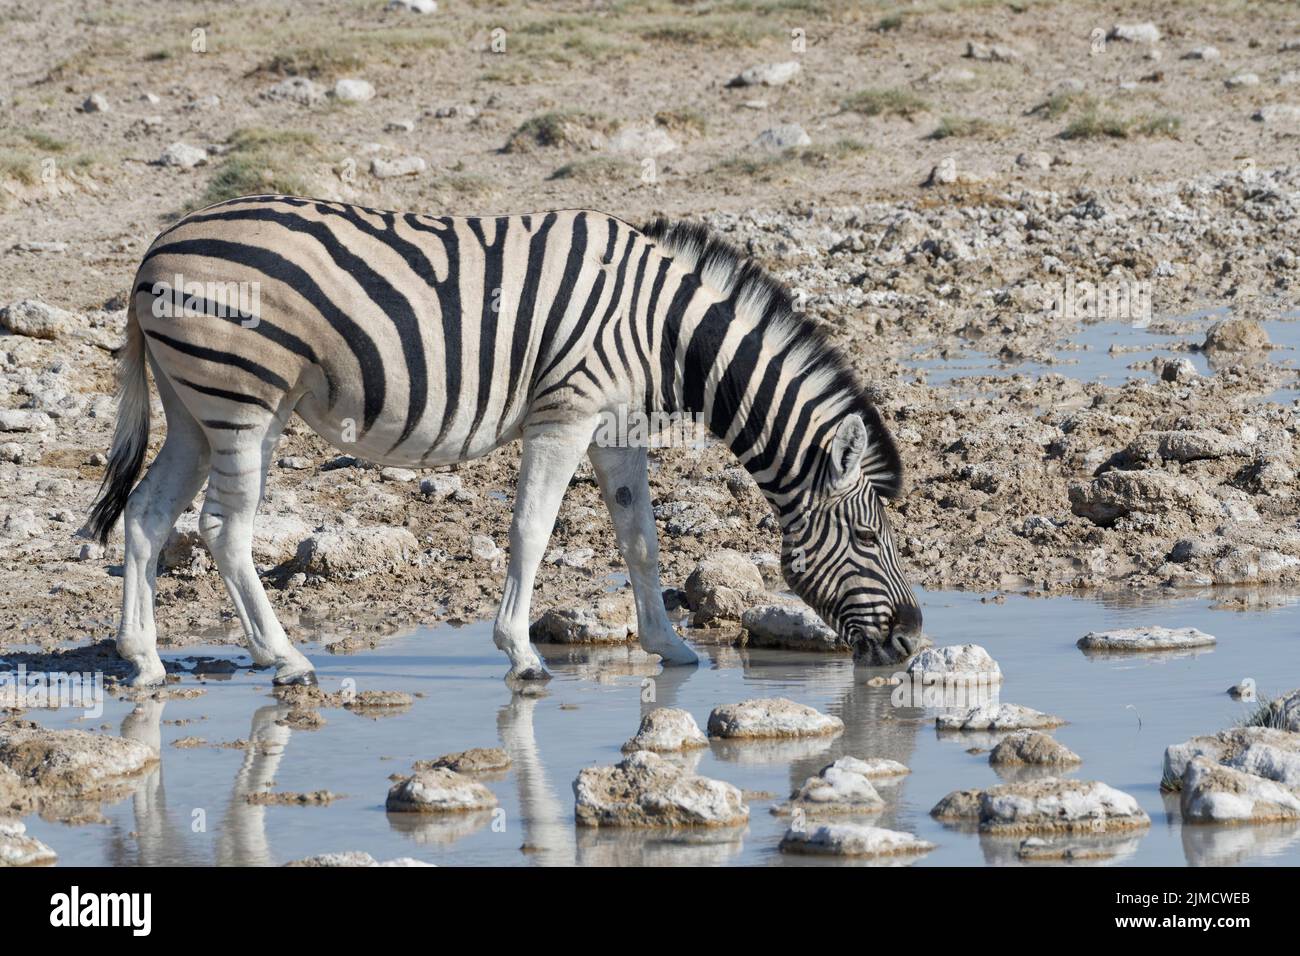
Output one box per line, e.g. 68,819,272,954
588,444,698,667
199,416,315,686
116,374,210,686
495,422,593,681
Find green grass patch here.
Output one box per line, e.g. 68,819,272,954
503,111,618,153
547,157,636,183
843,87,929,119
197,128,323,208
654,109,707,137
927,115,999,139
1136,113,1182,138
1060,109,1131,140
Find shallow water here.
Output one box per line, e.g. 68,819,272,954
908,315,1300,403
12,587,1300,867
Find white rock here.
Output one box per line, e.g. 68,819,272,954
1182,46,1220,61
0,299,79,340
785,757,886,813
371,155,426,178
285,851,434,866
728,61,801,87
937,702,1064,731
989,731,1081,765
334,78,376,103
1077,626,1215,652
707,697,843,739
607,126,679,157
0,820,57,867
82,93,110,113
0,409,52,433
419,474,463,498
295,526,418,578
158,142,208,168
469,534,502,562
906,643,1003,683
260,77,326,106
380,466,418,483
1108,23,1161,44
753,124,810,151
0,726,157,793
978,778,1149,834
574,751,747,827
1163,727,1300,786
741,603,846,651
622,708,708,752
1180,757,1300,823
385,119,416,132
530,595,635,644
1225,72,1260,88
387,0,437,12
1254,104,1300,126
386,768,497,813
964,42,1021,62
780,823,933,858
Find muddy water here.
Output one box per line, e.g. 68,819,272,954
909,314,1300,402
13,587,1300,867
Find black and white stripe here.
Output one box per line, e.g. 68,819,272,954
91,195,921,669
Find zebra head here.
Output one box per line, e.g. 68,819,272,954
780,412,923,666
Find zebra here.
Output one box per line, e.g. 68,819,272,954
88,195,923,687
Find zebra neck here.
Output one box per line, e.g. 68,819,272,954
660,295,815,514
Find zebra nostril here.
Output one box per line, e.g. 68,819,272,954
893,602,923,636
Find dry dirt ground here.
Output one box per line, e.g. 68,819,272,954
1,0,1299,654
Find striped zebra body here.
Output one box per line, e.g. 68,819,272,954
91,195,921,686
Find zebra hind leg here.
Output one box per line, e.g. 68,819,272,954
495,421,594,681
199,411,316,685
116,370,211,686
588,444,698,667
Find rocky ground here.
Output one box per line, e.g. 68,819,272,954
2,1,1299,656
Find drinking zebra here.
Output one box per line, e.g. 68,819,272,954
89,196,922,687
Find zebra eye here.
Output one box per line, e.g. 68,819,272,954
858,527,879,547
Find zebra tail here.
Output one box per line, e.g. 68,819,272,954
88,294,150,544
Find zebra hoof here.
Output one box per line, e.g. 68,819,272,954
273,669,318,687
124,666,167,689
507,665,552,683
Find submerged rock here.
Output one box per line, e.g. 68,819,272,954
707,698,843,739
989,732,1081,766
906,644,1003,684
1180,757,1300,823
0,820,56,867
780,757,887,815
740,603,847,652
933,778,1149,834
1077,627,1215,652
622,708,708,752
573,751,747,827
1163,726,1300,789
938,703,1065,732
416,747,511,774
0,723,157,796
1017,836,1120,861
1202,317,1269,352
385,769,498,813
284,851,433,867
779,823,934,858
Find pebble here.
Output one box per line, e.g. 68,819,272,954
371,155,427,178
81,93,110,113
1108,23,1161,44
727,61,801,87
260,77,326,106
741,603,847,651
334,78,376,103
387,0,437,11
0,820,57,867
158,142,208,168
417,747,511,774
752,124,810,151
781,757,887,814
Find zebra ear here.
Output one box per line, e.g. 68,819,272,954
828,412,904,498
828,414,869,490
